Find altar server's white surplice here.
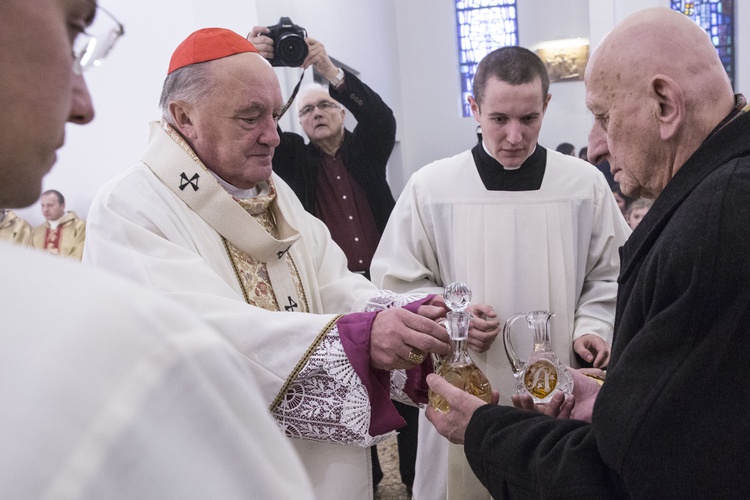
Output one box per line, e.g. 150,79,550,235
372,148,631,500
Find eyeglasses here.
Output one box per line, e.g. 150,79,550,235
298,101,340,118
73,4,125,74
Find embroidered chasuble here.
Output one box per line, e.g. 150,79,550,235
83,121,430,500
0,210,32,246
31,211,86,260
155,124,307,316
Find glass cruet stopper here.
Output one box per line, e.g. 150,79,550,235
444,281,471,313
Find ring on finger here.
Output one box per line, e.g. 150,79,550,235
408,347,426,365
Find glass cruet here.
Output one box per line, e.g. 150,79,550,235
502,310,574,404
428,282,493,413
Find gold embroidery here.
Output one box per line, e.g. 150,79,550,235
220,186,309,313
161,121,322,399
162,122,205,166
269,314,343,413
222,237,250,304
159,123,362,434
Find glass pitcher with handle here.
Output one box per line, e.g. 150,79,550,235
502,310,574,404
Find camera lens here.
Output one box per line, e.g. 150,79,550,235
277,33,308,67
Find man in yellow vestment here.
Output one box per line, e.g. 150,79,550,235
0,209,31,245
31,189,86,259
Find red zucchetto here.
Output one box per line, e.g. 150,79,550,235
168,28,259,74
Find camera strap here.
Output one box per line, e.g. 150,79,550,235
278,70,305,120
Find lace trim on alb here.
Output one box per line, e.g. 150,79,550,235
364,290,428,312
271,324,395,447
270,290,428,444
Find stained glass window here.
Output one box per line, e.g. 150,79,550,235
671,0,735,88
455,0,518,117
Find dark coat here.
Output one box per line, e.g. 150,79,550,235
464,110,750,499
272,70,396,234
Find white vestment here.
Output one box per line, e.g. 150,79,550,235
0,242,313,500
83,123,408,500
371,148,631,500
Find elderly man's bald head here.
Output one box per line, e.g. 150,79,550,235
584,7,735,199
587,8,730,108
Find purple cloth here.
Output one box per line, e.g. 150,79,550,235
336,295,436,436
402,297,435,405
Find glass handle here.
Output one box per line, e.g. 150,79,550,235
502,313,527,374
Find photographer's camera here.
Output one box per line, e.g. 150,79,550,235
266,17,308,67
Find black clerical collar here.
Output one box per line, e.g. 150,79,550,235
472,142,547,191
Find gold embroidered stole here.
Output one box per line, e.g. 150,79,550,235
142,121,306,313
226,193,309,312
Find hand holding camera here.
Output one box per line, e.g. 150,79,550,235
247,17,308,67
247,18,339,81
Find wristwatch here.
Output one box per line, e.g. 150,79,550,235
329,67,345,88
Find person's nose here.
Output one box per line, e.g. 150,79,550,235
587,125,608,165
69,73,95,125
259,116,280,148
312,104,326,118
505,121,523,145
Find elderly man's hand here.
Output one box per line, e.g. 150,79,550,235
425,373,499,444
467,304,500,353
370,307,450,371
510,368,604,422
573,333,611,368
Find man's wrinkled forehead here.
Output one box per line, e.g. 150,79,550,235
584,51,611,108
213,52,283,98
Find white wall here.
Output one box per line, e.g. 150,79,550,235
14,0,746,224
392,0,478,196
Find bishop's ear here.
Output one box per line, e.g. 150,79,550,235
168,101,197,139
650,74,684,140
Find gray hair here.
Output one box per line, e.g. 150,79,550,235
295,83,331,115
159,62,217,126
